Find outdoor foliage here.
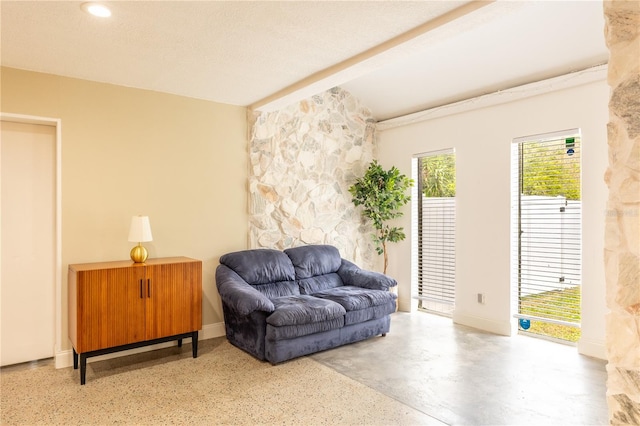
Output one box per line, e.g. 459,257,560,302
521,140,581,201
519,286,581,342
421,154,456,198
349,160,414,273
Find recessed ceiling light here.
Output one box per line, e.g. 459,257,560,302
81,2,111,18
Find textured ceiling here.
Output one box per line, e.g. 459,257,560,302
1,1,608,120
343,1,609,120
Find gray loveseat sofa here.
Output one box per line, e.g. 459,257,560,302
215,244,397,363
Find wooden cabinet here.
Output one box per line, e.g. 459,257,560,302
68,257,202,384
143,261,202,340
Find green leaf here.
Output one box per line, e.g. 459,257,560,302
349,160,414,258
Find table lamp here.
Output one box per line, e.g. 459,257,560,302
128,215,153,263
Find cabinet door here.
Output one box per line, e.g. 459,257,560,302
77,267,146,352
144,261,202,340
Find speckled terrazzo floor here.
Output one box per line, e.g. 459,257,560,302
0,335,443,425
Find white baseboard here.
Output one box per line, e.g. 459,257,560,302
397,298,414,313
55,322,226,369
578,337,606,360
452,312,513,336
201,321,226,340
451,313,607,360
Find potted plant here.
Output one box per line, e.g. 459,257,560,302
349,160,413,274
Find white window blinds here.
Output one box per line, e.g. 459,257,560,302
511,130,582,329
415,150,456,315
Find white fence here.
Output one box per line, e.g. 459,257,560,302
418,197,455,305
519,195,581,295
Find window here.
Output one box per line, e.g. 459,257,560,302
511,130,582,342
413,150,456,316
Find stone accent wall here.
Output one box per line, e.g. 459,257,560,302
249,87,379,269
604,1,640,424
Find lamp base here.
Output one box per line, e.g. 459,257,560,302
130,244,148,263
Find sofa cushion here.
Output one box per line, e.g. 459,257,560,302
284,245,342,279
267,295,346,327
220,249,296,287
252,281,300,299
297,273,344,295
266,318,344,340
344,301,397,326
311,286,397,311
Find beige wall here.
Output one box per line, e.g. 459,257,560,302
378,77,609,359
1,67,248,354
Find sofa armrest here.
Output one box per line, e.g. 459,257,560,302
337,259,397,291
216,264,275,316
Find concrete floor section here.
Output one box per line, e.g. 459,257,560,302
312,312,609,425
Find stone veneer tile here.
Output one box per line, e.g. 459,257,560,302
249,87,379,270
604,1,640,424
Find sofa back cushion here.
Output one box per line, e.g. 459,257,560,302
296,273,344,295
219,249,299,298
284,245,342,278
284,245,344,294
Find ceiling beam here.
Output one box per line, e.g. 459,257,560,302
249,0,496,112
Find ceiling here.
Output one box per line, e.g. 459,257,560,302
1,1,609,121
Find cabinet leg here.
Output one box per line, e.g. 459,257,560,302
192,331,198,358
73,348,78,370
80,354,87,385
177,339,182,348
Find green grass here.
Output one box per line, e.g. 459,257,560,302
519,286,581,342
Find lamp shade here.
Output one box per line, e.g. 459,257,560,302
128,215,153,243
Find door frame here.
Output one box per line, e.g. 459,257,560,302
1,112,62,366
